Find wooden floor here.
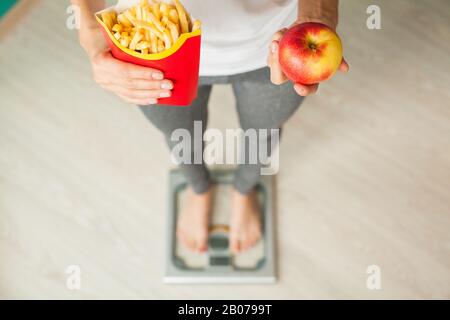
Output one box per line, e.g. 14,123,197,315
0,0,449,299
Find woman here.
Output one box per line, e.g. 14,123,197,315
73,0,348,254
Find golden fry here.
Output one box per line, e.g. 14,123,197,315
160,3,170,17
134,20,164,39
102,0,200,55
173,0,189,34
120,36,130,48
163,28,172,49
101,12,113,30
157,39,165,53
152,3,161,20
117,13,133,28
124,10,136,26
168,9,179,25
191,19,201,32
167,21,179,42
142,6,148,22
150,31,158,53
112,24,123,33
144,29,151,41
161,16,169,27
136,41,151,50
147,11,165,32
129,31,143,50
135,4,142,20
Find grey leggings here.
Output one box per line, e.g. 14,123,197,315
140,67,304,194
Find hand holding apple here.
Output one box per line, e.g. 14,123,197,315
268,22,349,96
279,22,343,84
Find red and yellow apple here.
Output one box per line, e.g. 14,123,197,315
279,22,343,85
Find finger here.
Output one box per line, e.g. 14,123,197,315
103,54,164,80
268,40,288,85
117,94,158,106
122,63,165,80
272,28,288,42
106,84,172,99
268,28,289,85
294,83,319,96
118,78,173,90
339,58,349,72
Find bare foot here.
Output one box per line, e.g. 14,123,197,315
230,188,262,254
176,187,212,253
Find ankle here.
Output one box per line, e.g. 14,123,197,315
233,187,255,199
189,184,211,194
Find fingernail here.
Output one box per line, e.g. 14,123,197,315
295,86,305,96
161,81,173,90
271,42,278,53
148,98,157,104
159,91,171,98
152,73,164,80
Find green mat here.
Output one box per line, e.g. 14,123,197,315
0,0,17,18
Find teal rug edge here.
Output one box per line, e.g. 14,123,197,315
0,0,17,18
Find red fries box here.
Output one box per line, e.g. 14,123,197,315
95,5,201,106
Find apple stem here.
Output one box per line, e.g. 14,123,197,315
308,43,317,51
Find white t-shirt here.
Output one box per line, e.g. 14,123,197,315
116,0,298,76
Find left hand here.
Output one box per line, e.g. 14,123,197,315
267,22,349,96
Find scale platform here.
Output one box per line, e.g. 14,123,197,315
164,169,276,284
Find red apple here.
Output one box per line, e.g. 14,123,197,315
279,22,343,85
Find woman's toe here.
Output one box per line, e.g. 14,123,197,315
231,238,240,253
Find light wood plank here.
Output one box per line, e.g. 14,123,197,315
0,0,449,299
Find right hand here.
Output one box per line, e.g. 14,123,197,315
80,27,173,105
268,23,349,97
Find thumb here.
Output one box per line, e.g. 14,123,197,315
339,58,349,72
268,29,288,85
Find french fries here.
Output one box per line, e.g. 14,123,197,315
100,0,201,55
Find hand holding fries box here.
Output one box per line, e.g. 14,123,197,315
96,0,202,106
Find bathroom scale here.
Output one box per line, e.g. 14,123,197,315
164,169,276,284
